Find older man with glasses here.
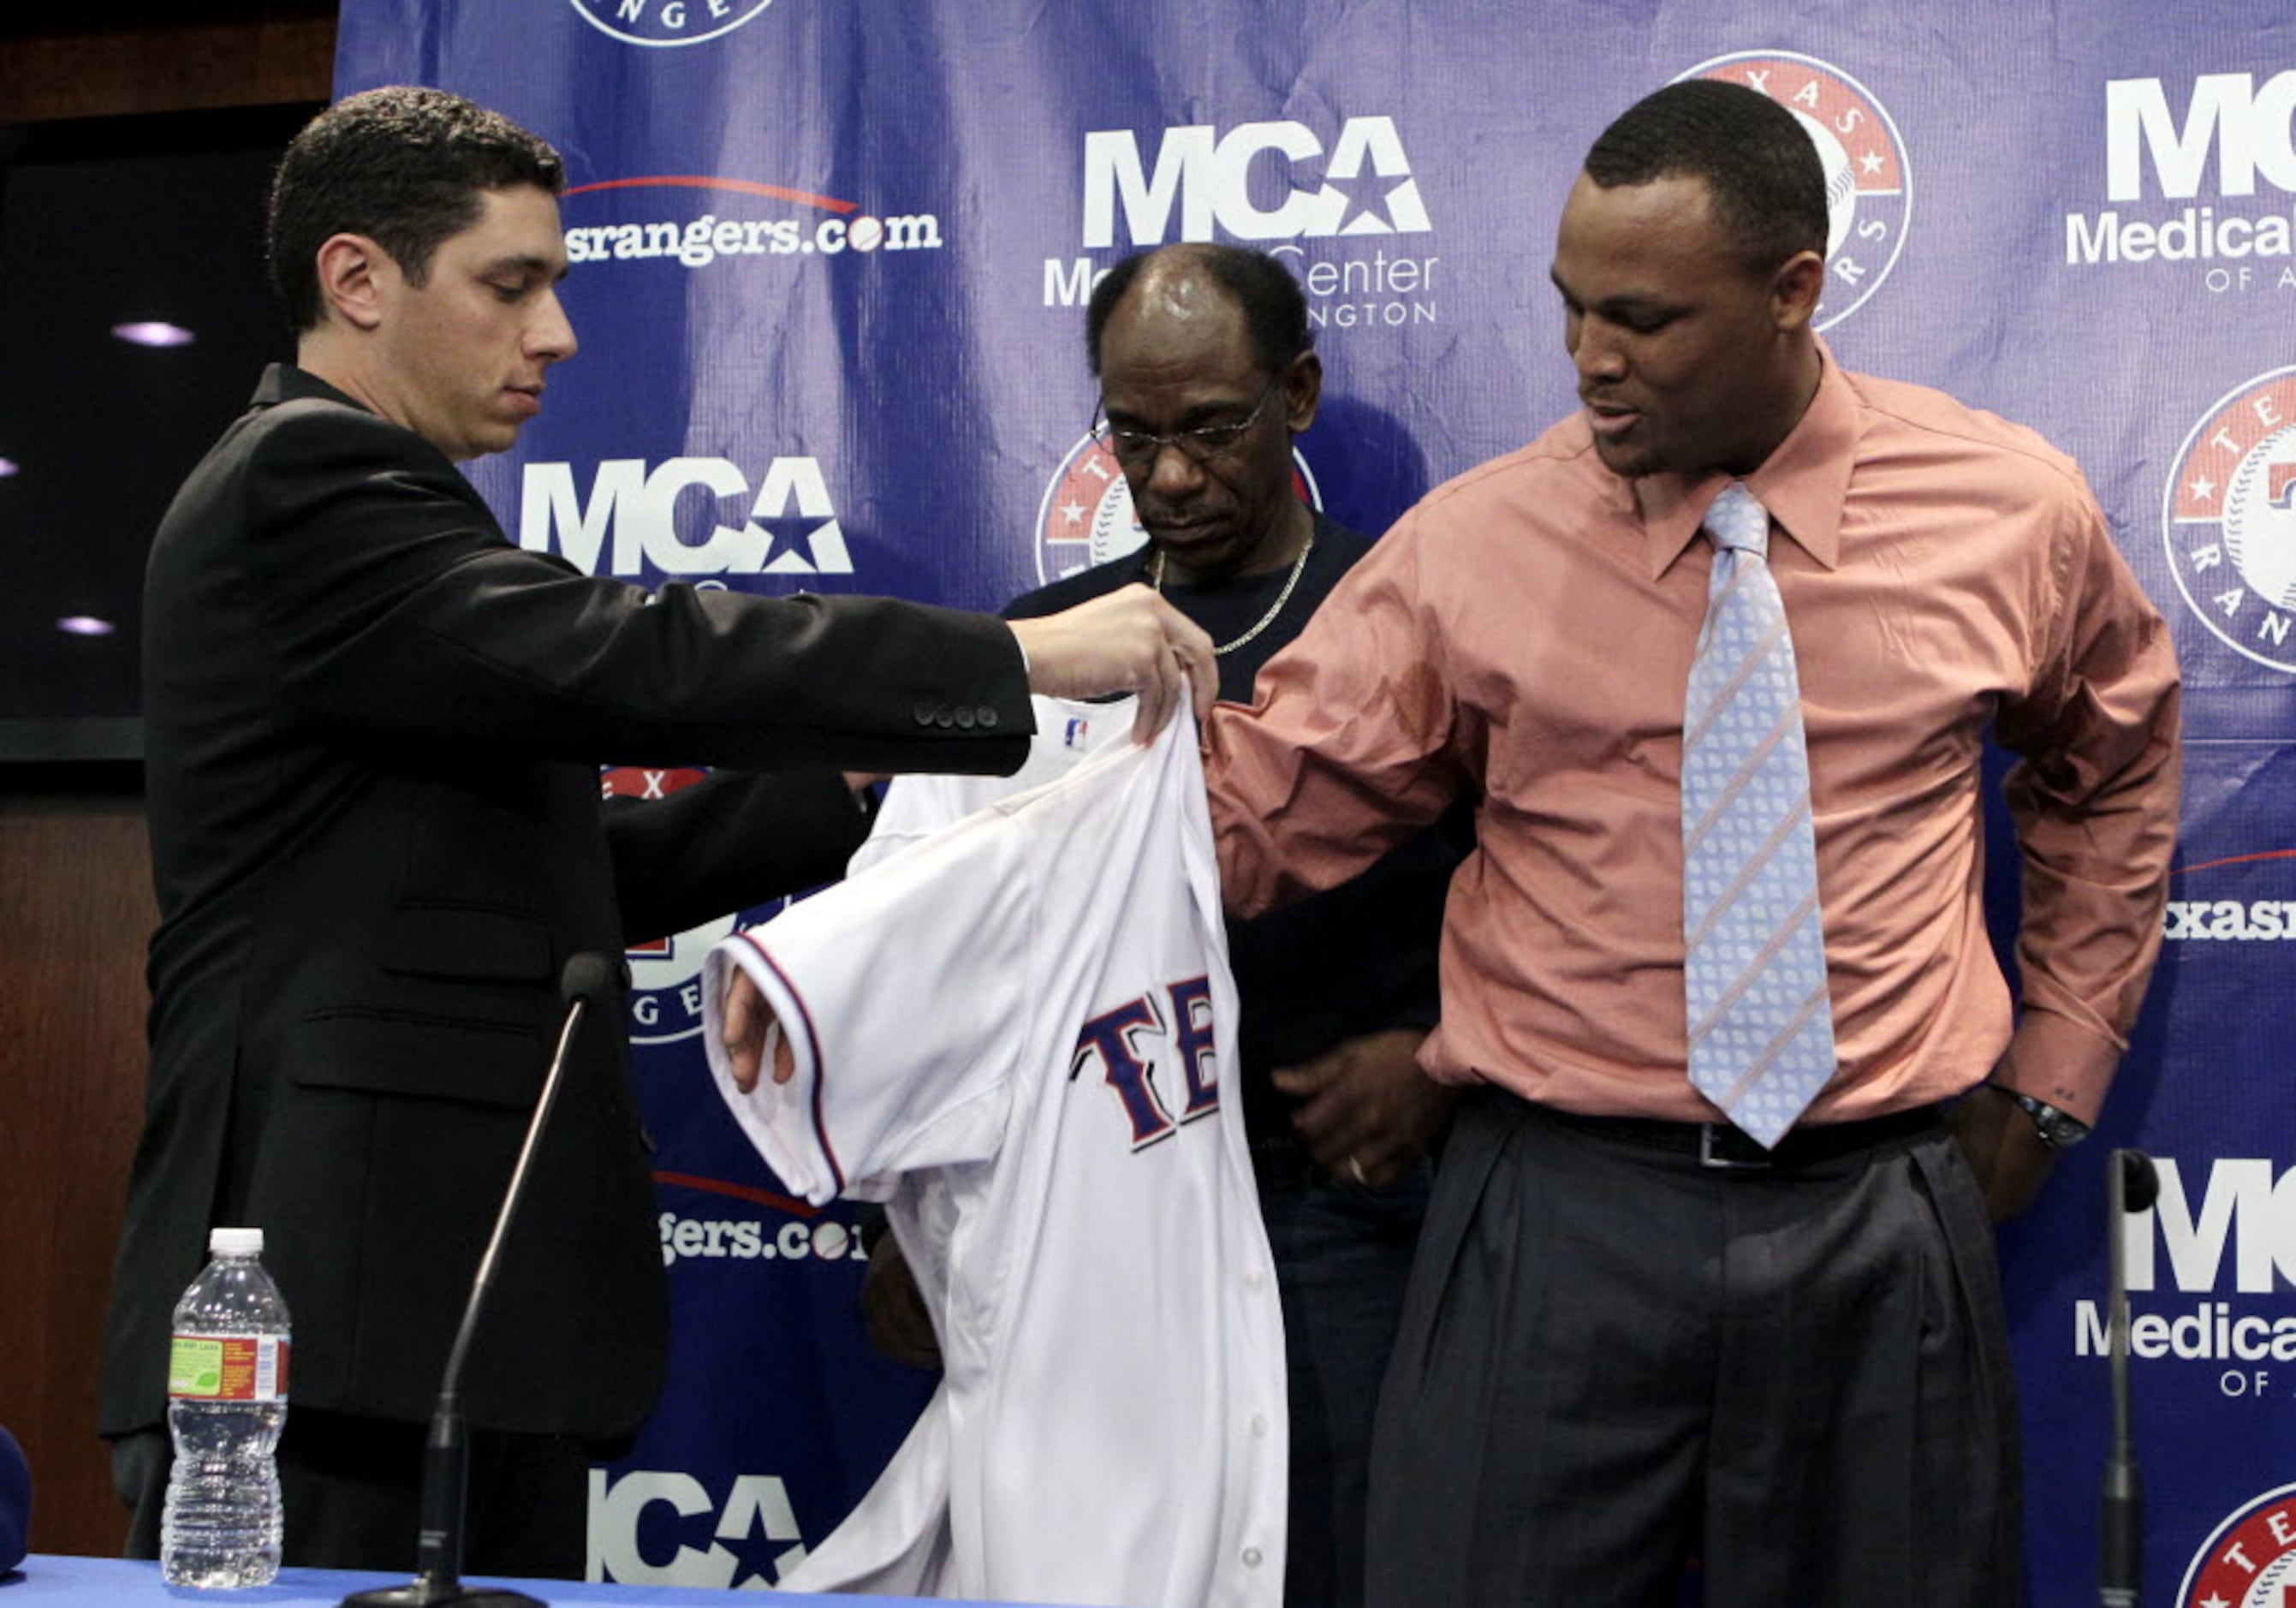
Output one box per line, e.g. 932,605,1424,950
1034,241,1470,1608
858,241,1464,1608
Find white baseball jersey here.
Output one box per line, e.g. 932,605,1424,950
848,697,1130,878
702,700,1288,1608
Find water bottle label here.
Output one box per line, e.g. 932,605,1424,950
167,1334,289,1403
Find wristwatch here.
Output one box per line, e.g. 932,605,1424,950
1998,1087,2092,1150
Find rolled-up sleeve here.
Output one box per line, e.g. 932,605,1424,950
1205,509,1468,918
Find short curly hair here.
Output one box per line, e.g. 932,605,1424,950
269,86,564,331
1584,80,1827,274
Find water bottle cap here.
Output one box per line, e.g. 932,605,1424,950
209,1226,264,1256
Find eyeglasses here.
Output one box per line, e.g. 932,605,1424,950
1091,374,1284,468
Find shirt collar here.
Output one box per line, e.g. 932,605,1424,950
1630,336,1857,580
256,362,366,414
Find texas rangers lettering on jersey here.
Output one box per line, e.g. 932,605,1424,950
701,700,1287,1608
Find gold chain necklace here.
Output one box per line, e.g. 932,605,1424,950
1150,528,1317,658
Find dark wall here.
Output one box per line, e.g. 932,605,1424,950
0,5,336,124
0,781,157,1558
0,5,334,1560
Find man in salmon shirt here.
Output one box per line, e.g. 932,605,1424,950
1202,78,2180,1605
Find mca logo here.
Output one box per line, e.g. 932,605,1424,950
1675,51,1912,331
2179,1481,2296,1606
1048,115,1444,330
1077,116,1431,249
522,456,854,581
2162,366,2296,673
568,0,778,48
1031,434,1322,588
589,1468,805,1587
2109,72,2296,202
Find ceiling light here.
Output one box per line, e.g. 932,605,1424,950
112,321,196,348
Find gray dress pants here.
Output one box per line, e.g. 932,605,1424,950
1365,1089,2021,1607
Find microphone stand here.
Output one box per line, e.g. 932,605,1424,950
343,955,619,1608
2100,1147,2156,1608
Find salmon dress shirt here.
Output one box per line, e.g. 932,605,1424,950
1205,348,2181,1127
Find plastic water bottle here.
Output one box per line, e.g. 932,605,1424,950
161,1226,290,1587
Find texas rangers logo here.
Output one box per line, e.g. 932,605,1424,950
2180,1482,2296,1605
1676,51,1912,331
603,765,744,1044
2163,366,2296,673
1070,977,1221,1150
568,0,778,48
1032,434,1323,587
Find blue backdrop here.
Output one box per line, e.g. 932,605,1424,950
337,4,2296,1600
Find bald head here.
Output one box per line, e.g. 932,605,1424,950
1087,245,1321,584
1086,243,1312,378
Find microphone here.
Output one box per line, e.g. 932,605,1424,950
2101,1147,2157,1608
342,952,623,1608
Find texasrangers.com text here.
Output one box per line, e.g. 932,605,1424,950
657,1212,871,1266
567,211,944,270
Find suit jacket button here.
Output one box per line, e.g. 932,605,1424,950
913,700,936,726
955,706,977,730
979,706,999,729
935,704,955,727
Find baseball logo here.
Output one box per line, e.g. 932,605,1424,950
1033,435,1148,589
603,765,751,1044
2223,425,2296,607
1031,433,1323,588
567,0,778,48
2178,1481,2296,1606
2162,366,2296,674
1675,51,1912,331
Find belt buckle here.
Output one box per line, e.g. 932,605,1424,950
1698,1123,1771,1171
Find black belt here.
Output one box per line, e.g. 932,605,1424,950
1532,1103,1943,1171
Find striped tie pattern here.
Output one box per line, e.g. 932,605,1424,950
1680,481,1837,1146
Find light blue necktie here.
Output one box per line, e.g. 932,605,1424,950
1680,481,1838,1146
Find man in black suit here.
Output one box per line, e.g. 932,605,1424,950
102,85,1212,1578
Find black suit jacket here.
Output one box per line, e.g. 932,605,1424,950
102,365,1032,1439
